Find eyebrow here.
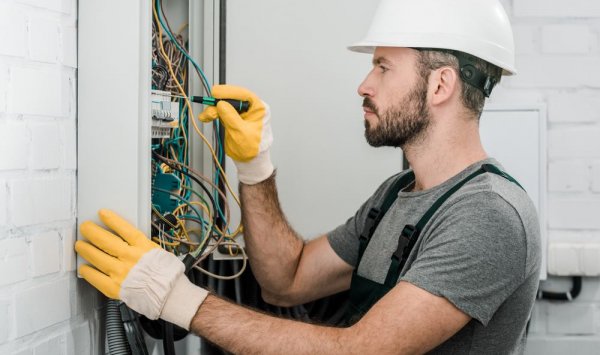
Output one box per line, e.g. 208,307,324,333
372,56,393,66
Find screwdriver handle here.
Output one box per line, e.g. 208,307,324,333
220,99,250,114
190,96,250,114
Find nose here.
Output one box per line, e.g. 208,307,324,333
357,70,375,98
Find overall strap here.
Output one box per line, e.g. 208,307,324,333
356,171,416,265
383,164,522,287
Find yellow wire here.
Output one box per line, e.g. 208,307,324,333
194,240,248,280
172,200,213,253
172,198,241,239
177,22,189,36
152,237,180,247
153,6,241,208
173,200,211,221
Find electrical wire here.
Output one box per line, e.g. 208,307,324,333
154,153,229,221
156,0,210,95
150,3,248,296
152,151,220,224
193,240,248,280
153,5,241,211
153,0,234,235
153,153,242,238
155,0,230,214
152,187,204,224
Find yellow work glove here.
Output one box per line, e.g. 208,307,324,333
75,209,208,330
198,85,274,185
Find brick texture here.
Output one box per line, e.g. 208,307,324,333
8,177,72,227
548,91,600,123
548,197,600,229
0,4,27,57
8,66,63,116
592,163,600,192
14,278,70,337
0,238,28,287
29,231,61,277
28,17,59,63
0,0,81,353
542,25,593,54
548,161,589,192
514,0,600,17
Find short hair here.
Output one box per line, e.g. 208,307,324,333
415,49,503,118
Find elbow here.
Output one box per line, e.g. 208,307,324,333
260,289,300,308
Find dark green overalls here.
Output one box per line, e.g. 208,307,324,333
342,164,522,325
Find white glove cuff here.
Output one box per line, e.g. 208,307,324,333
160,274,209,330
235,150,274,185
120,248,184,320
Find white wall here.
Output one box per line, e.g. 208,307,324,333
487,0,600,353
0,1,100,354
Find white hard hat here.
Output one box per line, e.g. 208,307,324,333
349,0,516,76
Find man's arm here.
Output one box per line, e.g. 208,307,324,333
240,174,353,305
190,281,471,354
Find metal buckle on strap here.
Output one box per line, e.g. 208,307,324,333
359,208,381,243
392,224,418,261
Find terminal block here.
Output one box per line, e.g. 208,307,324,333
151,90,179,138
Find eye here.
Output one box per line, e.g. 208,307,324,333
379,65,389,73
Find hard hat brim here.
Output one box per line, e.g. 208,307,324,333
347,39,516,76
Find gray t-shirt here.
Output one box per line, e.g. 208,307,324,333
328,158,541,354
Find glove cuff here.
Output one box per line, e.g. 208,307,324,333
120,248,185,320
235,150,274,185
160,274,209,330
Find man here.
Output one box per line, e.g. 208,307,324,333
76,0,541,353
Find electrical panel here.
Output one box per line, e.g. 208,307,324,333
79,1,245,353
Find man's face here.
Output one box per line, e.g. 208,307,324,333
358,47,431,148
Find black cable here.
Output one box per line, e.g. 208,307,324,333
162,321,176,355
119,303,149,355
539,276,582,301
106,300,132,355
153,65,169,91
152,151,218,225
216,0,227,233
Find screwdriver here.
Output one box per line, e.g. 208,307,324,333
190,96,250,113
159,93,250,114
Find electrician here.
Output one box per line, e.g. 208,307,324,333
75,0,541,353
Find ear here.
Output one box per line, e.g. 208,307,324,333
429,67,459,106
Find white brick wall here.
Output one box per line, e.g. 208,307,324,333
592,163,600,192
0,1,100,354
0,4,27,57
28,17,60,63
9,178,73,226
548,91,600,124
548,161,589,192
29,231,61,277
0,238,28,287
14,279,71,337
541,25,594,54
504,0,600,353
514,0,600,17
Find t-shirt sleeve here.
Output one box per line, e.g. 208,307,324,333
400,191,528,326
327,174,402,268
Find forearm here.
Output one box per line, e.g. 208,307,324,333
240,173,304,296
191,294,351,355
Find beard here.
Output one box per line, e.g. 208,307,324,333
363,78,430,148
